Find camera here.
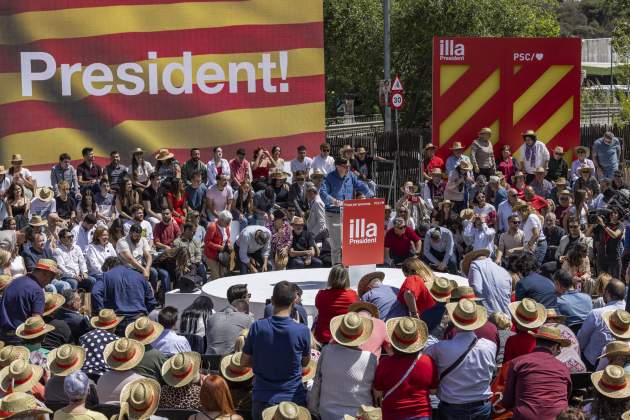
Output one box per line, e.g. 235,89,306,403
587,208,612,225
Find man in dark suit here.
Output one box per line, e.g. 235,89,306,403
55,289,92,343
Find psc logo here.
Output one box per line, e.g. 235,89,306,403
513,52,544,62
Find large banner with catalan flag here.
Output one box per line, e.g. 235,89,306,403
0,0,325,169
432,37,581,161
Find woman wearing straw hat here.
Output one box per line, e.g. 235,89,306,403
569,146,595,182
154,148,181,182
263,401,310,420
54,370,106,420
159,352,203,410
124,317,167,383
96,338,145,404
503,298,547,363
309,312,376,420
45,344,88,406
517,130,550,183
113,377,162,420
585,365,630,419
373,317,435,420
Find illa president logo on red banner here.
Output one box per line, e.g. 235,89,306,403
342,199,385,266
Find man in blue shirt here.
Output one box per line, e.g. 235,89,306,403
242,281,311,420
319,157,373,264
513,253,557,309
553,269,592,326
592,131,621,179
0,258,58,344
91,257,157,331
422,226,456,273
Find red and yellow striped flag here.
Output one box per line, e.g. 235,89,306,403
0,0,325,168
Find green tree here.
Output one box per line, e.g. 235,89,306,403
612,18,630,126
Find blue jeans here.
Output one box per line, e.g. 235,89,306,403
437,400,491,420
45,279,72,293
61,275,96,291
149,267,171,292
533,240,548,265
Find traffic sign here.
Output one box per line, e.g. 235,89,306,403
391,76,404,92
391,92,404,109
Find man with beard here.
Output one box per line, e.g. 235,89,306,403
182,147,207,186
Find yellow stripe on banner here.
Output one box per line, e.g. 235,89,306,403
0,0,324,45
439,69,500,146
440,64,469,96
0,48,323,106
512,65,573,126
536,97,574,144
0,102,325,166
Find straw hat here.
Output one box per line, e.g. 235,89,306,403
446,298,487,331
43,292,65,317
430,167,443,176
161,352,200,387
458,160,473,171
521,129,537,138
511,171,525,183
439,199,452,209
33,259,60,275
461,249,491,276
155,148,174,161
545,308,566,324
598,341,630,360
534,166,546,174
426,277,453,303
220,352,253,382
0,346,29,369
554,146,564,154
459,208,474,221
591,365,630,398
0,392,52,419
575,146,590,157
357,272,385,298
91,309,124,330
10,154,22,164
36,187,54,202
603,309,630,339
344,406,382,420
348,301,379,319
450,286,481,302
479,127,492,135
0,360,43,393
579,165,593,174
28,215,47,227
310,169,325,179
527,325,571,347
119,378,161,419
450,142,464,150
330,312,373,347
301,358,317,383
0,276,13,293
262,402,311,420
509,298,547,329
386,317,429,354
48,344,85,376
15,316,54,340
555,177,567,186
424,143,436,150
125,316,164,345
291,216,305,225
131,147,144,155
400,181,419,194
272,171,290,180
104,338,145,371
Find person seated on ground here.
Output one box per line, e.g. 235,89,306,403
313,265,359,345
235,225,272,274
287,216,322,269
358,272,406,322
54,370,106,420
384,217,421,267
153,208,181,251
79,309,122,381
159,352,203,411
206,299,253,356
421,226,456,273
263,283,308,325
188,374,243,420
54,228,96,291
554,269,592,327
151,306,191,357
503,325,571,419
504,298,547,363
124,316,168,383
513,252,557,308
55,289,91,344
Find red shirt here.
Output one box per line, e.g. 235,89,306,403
373,353,438,420
525,194,548,212
314,288,359,344
423,156,444,175
153,221,181,247
384,227,420,258
503,330,536,364
397,275,436,315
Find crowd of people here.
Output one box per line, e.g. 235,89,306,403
0,127,627,419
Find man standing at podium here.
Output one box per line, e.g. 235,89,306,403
320,156,373,264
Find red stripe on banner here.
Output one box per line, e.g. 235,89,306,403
0,23,324,72
545,120,578,153
26,131,325,171
0,75,324,138
0,0,246,16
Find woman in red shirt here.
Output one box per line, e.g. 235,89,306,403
314,265,359,344
373,316,437,420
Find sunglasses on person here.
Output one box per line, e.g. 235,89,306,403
511,220,521,225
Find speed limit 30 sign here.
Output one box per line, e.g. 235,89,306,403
391,92,404,109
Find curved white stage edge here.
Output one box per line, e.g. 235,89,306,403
200,268,468,321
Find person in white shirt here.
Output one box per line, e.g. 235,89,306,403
206,146,231,187
117,223,169,292
516,203,547,264
311,143,335,174
152,307,191,356
71,214,97,252
86,227,117,278
463,215,495,254
517,130,550,183
290,145,313,175
123,204,153,245
54,228,96,291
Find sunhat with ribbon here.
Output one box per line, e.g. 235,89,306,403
161,352,200,388
36,187,54,202
43,292,65,317
0,346,29,369
603,309,630,339
545,308,566,324
10,154,23,164
450,141,464,150
131,147,144,155
118,378,161,420
508,298,547,329
48,344,85,377
461,249,491,276
220,352,253,382
28,215,47,227
330,312,373,347
385,317,429,354
155,148,174,161
301,358,317,383
343,405,382,420
357,271,385,298
0,359,44,393
104,338,145,371
445,298,488,331
450,286,481,302
262,402,311,420
598,341,630,360
591,365,630,399
527,325,571,347
348,302,379,319
91,309,124,330
0,392,52,419
15,316,54,340
310,169,325,179
426,277,453,303
458,160,473,171
33,259,59,275
125,316,164,345
521,129,537,139
400,181,419,194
